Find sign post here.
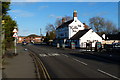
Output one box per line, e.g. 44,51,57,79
13,28,18,55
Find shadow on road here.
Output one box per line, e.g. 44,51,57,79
68,52,120,65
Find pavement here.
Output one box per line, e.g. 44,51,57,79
2,44,37,79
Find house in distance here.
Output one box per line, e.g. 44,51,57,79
18,34,45,43
56,10,103,48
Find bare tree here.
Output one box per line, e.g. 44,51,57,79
45,16,72,42
89,16,118,35
103,20,119,34
89,16,105,33
55,16,72,28
45,24,56,33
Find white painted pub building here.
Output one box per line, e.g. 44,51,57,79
56,10,103,48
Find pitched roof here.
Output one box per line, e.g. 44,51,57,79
70,29,90,40
27,34,40,37
105,33,120,40
56,19,74,29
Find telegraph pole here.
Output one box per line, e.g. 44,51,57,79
40,28,42,37
40,28,43,42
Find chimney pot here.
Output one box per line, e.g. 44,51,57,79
73,10,77,17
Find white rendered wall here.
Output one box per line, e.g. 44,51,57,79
69,17,84,39
80,29,103,48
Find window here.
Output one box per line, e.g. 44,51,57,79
61,33,64,36
78,25,81,27
73,26,78,29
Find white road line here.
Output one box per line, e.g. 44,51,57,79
97,69,120,80
62,54,69,57
39,54,48,57
39,53,60,57
73,58,88,66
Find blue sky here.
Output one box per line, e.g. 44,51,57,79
8,2,119,36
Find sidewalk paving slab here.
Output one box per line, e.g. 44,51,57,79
2,45,37,78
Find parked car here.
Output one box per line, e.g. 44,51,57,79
22,41,28,46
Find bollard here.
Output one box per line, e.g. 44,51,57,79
62,44,65,49
57,43,60,48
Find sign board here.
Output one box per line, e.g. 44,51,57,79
13,28,18,33
13,33,18,37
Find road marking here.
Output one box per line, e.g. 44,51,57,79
73,58,88,66
62,54,69,57
39,53,60,57
48,53,60,56
39,54,47,57
97,69,120,80
36,55,51,80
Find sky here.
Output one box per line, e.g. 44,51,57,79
8,2,119,36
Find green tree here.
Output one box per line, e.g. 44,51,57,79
2,2,18,49
44,32,50,44
3,15,17,48
2,2,10,16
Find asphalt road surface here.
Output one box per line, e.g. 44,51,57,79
24,44,120,80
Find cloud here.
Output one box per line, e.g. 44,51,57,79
39,6,48,8
49,14,62,19
10,10,34,17
49,14,55,17
38,6,49,10
18,29,29,36
96,12,108,16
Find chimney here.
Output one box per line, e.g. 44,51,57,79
62,17,66,23
73,10,77,17
83,23,89,29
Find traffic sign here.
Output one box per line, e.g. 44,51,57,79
13,33,18,37
13,28,18,33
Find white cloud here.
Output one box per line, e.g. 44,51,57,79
49,14,62,19
18,29,29,36
10,10,34,17
96,12,108,16
38,6,49,10
49,14,55,17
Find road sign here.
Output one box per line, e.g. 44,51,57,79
13,28,18,33
13,33,18,37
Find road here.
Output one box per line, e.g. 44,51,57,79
24,44,120,80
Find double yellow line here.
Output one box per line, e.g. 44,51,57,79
35,54,51,80
28,47,51,80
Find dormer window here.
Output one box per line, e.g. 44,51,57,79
75,20,77,22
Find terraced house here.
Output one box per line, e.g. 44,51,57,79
56,10,103,48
